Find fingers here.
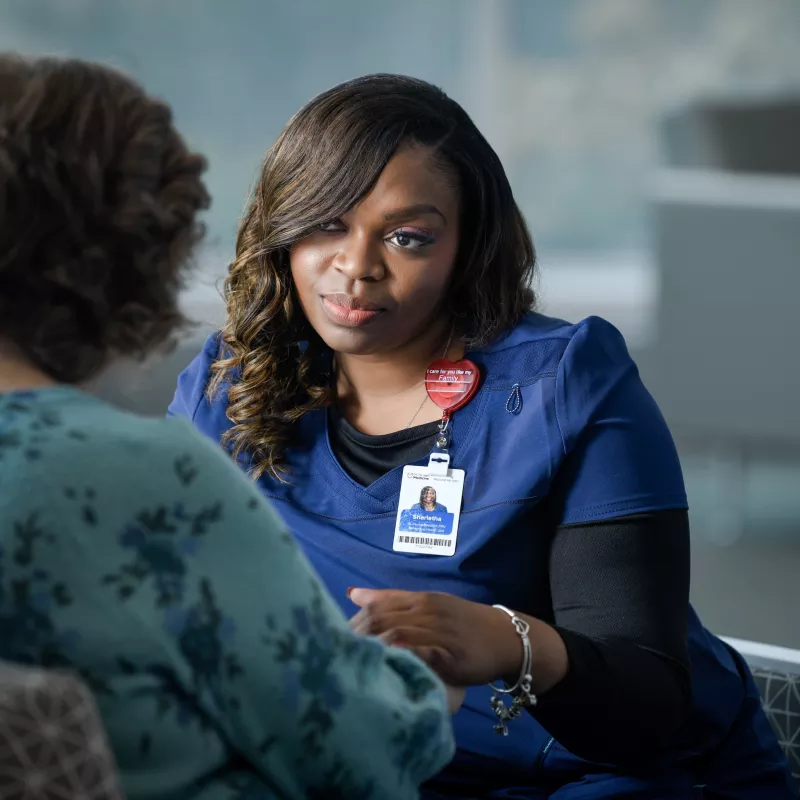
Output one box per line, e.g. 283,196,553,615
348,589,419,635
375,626,443,648
348,587,413,608
382,638,456,682
351,603,438,636
347,590,459,684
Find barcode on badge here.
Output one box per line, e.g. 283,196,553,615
399,535,451,547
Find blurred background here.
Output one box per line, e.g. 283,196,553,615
3,0,798,646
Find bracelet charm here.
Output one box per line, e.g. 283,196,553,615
488,605,538,736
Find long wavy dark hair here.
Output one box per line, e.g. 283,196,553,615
210,74,536,480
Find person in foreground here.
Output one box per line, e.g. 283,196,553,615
170,75,796,799
0,56,457,800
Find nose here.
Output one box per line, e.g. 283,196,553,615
332,230,385,282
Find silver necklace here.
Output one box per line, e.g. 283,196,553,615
405,328,454,429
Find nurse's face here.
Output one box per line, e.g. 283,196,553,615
290,144,461,356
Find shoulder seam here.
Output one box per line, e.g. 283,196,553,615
552,316,599,457
553,334,575,457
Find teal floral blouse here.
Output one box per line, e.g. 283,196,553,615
0,388,454,799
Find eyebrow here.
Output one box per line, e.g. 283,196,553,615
383,204,447,224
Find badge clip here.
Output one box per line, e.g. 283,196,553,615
428,451,451,476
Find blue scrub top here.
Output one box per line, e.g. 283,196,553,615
169,313,794,799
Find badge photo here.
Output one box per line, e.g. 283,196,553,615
393,465,465,556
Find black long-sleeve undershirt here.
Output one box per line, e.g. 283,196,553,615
535,510,691,763
328,409,692,763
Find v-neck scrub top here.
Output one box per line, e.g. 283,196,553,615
169,313,795,799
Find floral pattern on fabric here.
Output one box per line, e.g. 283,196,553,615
0,390,453,800
106,500,223,604
0,392,88,464
0,512,113,697
264,583,384,761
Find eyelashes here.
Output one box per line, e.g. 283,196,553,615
388,228,436,250
317,220,436,251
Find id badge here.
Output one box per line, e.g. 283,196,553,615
393,459,464,556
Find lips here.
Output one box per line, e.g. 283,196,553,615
320,293,386,328
323,294,383,312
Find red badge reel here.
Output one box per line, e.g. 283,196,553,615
425,359,480,451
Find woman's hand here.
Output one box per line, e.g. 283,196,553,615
349,588,523,687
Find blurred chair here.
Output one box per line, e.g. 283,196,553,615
641,165,800,443
638,166,800,539
661,98,800,176
0,662,124,800
642,96,800,463
721,637,800,784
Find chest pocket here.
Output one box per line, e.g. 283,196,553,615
461,377,560,511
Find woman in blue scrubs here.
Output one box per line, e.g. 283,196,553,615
170,75,796,799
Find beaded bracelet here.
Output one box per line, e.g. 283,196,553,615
488,604,538,735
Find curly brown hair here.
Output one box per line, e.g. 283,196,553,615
0,54,209,383
211,74,535,481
